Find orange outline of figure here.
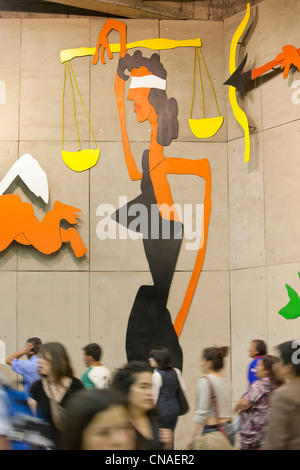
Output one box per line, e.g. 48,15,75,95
95,19,211,337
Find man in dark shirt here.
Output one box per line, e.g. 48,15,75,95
6,337,42,398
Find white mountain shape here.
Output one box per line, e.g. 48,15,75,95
0,153,49,204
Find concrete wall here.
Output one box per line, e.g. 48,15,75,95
0,0,299,449
225,0,300,406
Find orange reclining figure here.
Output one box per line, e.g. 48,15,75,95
0,154,87,258
0,195,87,257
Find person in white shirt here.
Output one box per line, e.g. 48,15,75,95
187,346,234,449
81,343,111,389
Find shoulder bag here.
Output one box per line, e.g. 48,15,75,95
193,376,234,450
174,369,189,416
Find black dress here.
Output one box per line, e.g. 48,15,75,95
112,150,183,370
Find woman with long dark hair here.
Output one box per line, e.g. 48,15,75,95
28,342,83,448
111,361,172,450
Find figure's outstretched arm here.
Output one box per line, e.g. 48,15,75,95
93,19,142,181
114,73,142,181
165,157,212,337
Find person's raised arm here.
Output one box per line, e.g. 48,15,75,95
93,19,142,181
5,343,34,366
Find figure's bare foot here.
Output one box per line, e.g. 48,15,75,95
53,201,81,225
65,228,87,258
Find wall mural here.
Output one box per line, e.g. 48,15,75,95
60,19,215,369
0,153,87,258
225,3,300,321
225,2,300,163
60,26,203,172
189,45,223,138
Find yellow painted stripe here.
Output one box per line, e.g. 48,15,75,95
228,3,251,162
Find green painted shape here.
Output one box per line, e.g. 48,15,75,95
278,274,300,319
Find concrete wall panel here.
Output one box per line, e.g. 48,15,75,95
17,271,90,378
230,267,267,403
168,270,230,388
20,18,90,142
0,20,21,142
264,121,300,266
258,0,300,130
228,134,265,270
0,272,17,384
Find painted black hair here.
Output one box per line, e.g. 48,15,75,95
117,50,178,146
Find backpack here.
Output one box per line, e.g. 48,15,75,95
5,387,55,450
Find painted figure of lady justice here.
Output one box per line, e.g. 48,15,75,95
94,20,211,370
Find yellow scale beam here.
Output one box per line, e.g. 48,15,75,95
60,38,202,63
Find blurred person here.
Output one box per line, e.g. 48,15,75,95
187,347,234,450
248,339,267,386
0,374,11,450
28,342,83,448
5,337,42,398
81,343,111,389
149,347,187,448
111,361,172,450
235,355,282,450
263,340,300,450
60,388,137,450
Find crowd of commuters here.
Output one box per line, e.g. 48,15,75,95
0,336,300,450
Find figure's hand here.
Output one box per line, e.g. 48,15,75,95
92,19,127,65
275,45,300,79
93,32,113,65
53,201,81,225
